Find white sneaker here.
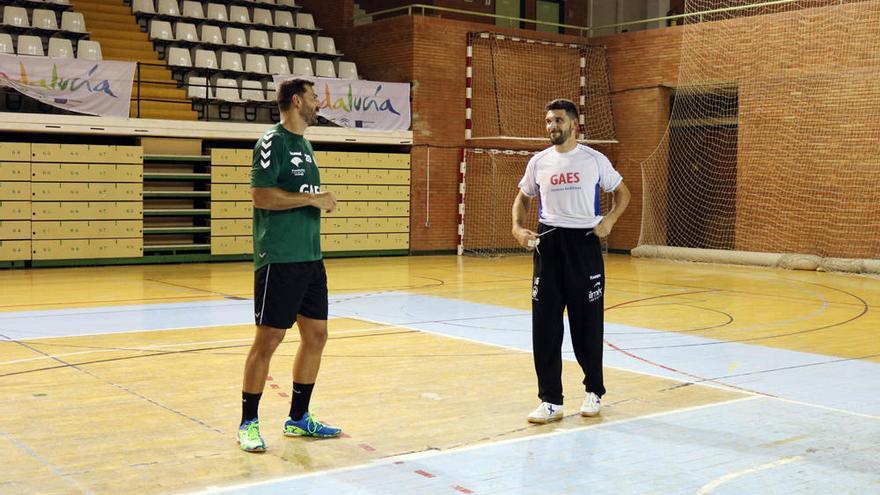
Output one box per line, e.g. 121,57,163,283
580,392,601,417
527,402,564,423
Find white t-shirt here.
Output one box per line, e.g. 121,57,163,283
518,144,623,229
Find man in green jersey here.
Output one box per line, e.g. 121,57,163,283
238,78,342,453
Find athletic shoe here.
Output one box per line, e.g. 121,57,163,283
238,418,266,452
527,402,564,423
580,392,601,417
283,412,342,438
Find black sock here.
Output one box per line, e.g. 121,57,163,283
289,382,314,421
241,391,262,425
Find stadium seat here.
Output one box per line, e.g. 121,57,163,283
224,27,247,47
316,36,336,55
156,0,181,17
200,25,223,45
249,30,270,49
220,51,243,72
150,20,174,41
206,4,228,22
266,80,276,101
271,32,292,51
315,60,336,78
181,1,204,19
32,9,59,30
274,11,294,28
245,54,267,74
294,34,314,53
194,49,218,69
2,7,29,27
17,35,43,56
48,38,73,58
241,80,266,101
291,57,313,76
0,33,13,54
77,40,102,60
253,8,273,26
229,6,251,24
213,78,241,101
186,75,209,99
166,46,192,66
268,55,290,75
337,61,358,80
175,22,199,42
132,0,156,15
60,12,85,33
296,13,315,30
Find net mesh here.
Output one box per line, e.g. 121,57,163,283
460,148,611,257
468,32,616,143
639,0,880,266
461,149,536,256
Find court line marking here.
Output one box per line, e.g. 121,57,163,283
5,313,876,422
350,315,880,421
0,323,403,366
0,430,96,495
696,455,803,494
189,396,761,494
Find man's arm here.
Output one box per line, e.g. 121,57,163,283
593,181,631,238
511,190,538,250
251,187,337,212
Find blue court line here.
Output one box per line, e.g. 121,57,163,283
2,293,878,416
330,293,880,417
0,300,255,340
198,397,879,494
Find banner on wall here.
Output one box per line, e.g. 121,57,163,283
274,75,411,131
0,54,135,118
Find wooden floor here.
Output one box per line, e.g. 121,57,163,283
0,254,877,493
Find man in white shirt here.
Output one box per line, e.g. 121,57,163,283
511,98,631,423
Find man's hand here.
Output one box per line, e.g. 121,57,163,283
311,191,337,213
593,217,614,238
513,226,539,250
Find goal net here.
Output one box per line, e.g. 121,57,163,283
636,0,880,273
466,32,617,145
461,32,618,257
459,148,612,257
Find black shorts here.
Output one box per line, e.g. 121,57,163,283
254,260,328,329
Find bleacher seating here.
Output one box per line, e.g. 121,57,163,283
1,4,87,43
0,0,366,122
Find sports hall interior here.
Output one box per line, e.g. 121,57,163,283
0,0,878,493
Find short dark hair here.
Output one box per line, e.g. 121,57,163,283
546,98,578,122
277,78,315,112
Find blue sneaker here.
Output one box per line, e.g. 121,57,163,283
283,412,342,438
238,418,266,452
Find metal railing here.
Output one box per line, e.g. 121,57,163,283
355,0,805,36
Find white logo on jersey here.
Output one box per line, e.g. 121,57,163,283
259,135,273,168
299,184,321,194
290,151,305,168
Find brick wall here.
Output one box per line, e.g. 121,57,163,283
297,0,353,46
339,3,880,258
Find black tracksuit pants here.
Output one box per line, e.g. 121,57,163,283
531,223,606,405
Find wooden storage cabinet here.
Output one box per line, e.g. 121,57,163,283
209,150,411,256
30,144,144,261
0,144,32,261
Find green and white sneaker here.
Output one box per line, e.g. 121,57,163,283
283,412,342,438
238,418,266,452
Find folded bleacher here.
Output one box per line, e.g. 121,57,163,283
131,0,359,121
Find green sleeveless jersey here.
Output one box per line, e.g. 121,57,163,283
251,123,322,270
